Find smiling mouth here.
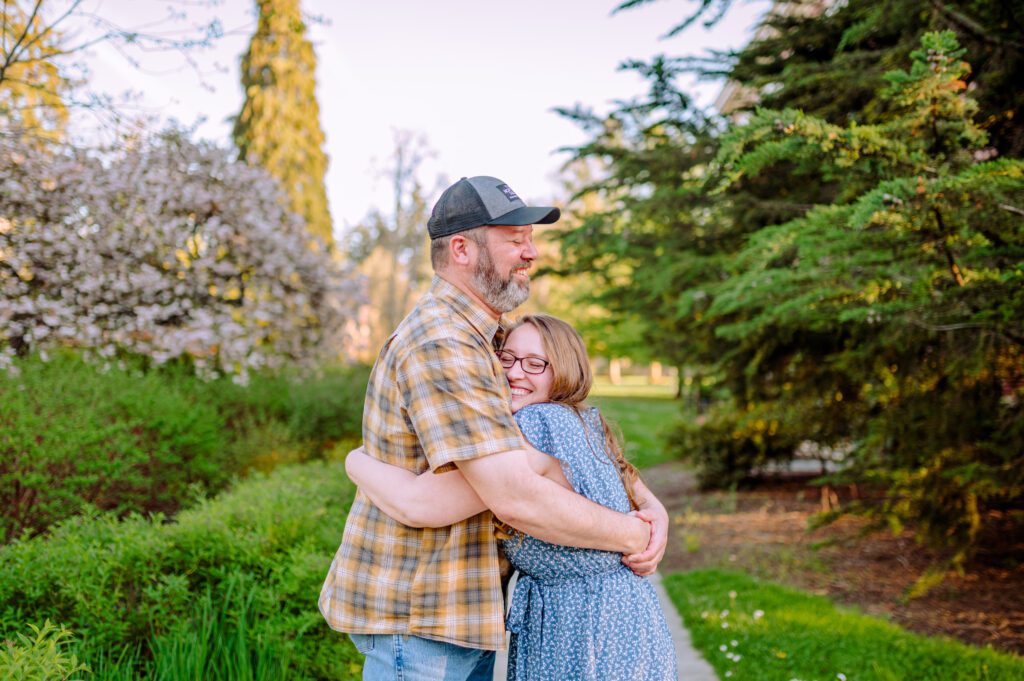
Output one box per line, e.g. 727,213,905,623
510,387,530,396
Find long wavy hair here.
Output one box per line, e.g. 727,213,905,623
502,314,642,510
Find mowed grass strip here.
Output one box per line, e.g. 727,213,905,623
664,570,1024,681
588,392,682,470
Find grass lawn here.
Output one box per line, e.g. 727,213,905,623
664,570,1024,681
588,390,682,470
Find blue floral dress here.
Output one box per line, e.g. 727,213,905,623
502,403,677,681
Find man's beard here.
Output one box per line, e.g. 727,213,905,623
471,244,530,313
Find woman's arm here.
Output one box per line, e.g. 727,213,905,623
345,447,488,528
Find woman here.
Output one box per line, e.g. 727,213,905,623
346,314,677,681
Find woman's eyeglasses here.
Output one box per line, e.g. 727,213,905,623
497,350,550,375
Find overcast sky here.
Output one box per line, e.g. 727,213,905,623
86,0,768,238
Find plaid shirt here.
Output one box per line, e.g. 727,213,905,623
319,276,524,650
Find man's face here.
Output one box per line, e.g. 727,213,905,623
471,225,538,313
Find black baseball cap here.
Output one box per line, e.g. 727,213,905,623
427,176,561,240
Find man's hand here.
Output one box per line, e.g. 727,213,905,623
622,508,668,576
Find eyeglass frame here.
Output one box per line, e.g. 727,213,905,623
496,350,550,375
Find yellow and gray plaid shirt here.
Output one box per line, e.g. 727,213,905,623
319,276,524,650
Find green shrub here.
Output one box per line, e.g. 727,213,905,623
283,365,368,452
0,353,370,542
0,621,90,680
192,363,370,467
667,402,804,487
0,462,363,680
0,352,230,542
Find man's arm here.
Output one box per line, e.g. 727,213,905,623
455,448,650,554
345,447,486,528
622,478,669,576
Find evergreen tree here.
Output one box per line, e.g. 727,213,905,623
692,31,1023,568
233,0,333,247
719,0,1024,156
553,56,728,376
558,28,1022,568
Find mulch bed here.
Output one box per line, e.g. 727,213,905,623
644,462,1024,655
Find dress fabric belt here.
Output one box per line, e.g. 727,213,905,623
505,564,627,680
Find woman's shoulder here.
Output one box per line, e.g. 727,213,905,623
515,402,574,417
514,403,601,444
514,402,581,428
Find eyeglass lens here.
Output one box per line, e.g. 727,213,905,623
498,351,548,374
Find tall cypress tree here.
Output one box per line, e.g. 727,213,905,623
233,0,332,247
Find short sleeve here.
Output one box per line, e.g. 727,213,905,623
513,405,558,456
398,335,524,472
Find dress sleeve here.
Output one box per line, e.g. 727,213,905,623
398,336,524,472
513,404,559,456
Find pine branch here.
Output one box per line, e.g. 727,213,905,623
927,0,1024,51
932,208,965,288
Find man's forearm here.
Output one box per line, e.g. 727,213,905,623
503,475,649,553
457,452,649,554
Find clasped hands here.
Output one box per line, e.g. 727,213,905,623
621,508,667,577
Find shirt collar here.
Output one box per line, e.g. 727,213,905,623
431,275,507,346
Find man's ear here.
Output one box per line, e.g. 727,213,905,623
449,233,476,266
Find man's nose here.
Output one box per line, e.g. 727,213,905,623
522,238,538,261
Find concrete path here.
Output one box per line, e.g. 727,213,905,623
650,571,719,681
493,571,718,680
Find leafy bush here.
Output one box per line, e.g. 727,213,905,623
668,401,806,487
0,352,369,542
0,462,363,680
0,352,229,542
199,363,370,460
0,621,90,681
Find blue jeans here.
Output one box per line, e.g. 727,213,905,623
349,633,496,681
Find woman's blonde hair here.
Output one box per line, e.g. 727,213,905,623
503,314,642,510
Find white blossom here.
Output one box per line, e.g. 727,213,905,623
0,128,362,377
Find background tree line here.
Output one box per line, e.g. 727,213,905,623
553,0,1023,571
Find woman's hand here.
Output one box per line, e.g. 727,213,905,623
621,508,668,576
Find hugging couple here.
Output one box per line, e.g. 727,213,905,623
319,176,677,680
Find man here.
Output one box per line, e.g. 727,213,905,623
319,176,667,680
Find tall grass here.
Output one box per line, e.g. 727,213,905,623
148,575,288,681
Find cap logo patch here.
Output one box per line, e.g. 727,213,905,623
497,183,520,202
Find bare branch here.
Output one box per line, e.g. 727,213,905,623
3,0,10,56
8,0,81,68
1,0,44,83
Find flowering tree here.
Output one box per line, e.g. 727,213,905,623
0,127,360,380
